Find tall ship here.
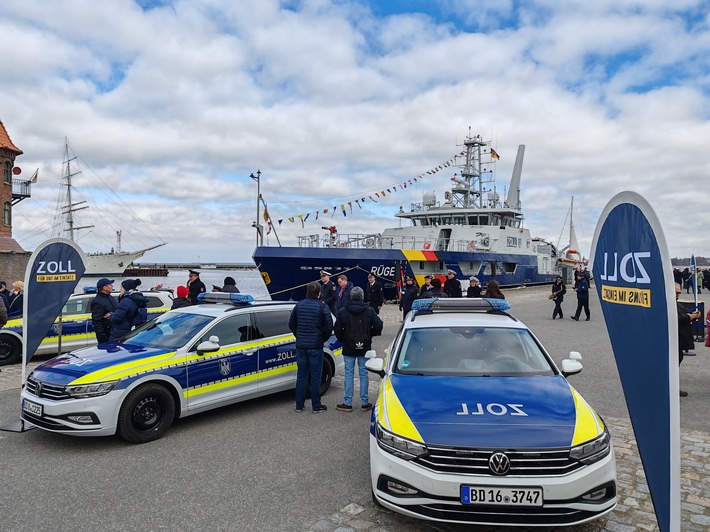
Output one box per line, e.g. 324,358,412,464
57,140,165,276
253,131,559,301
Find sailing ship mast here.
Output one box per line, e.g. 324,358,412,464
61,138,95,243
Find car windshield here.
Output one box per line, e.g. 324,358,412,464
122,312,215,350
395,326,555,376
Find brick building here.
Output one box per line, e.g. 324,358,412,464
0,120,31,282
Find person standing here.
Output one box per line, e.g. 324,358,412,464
0,295,7,330
365,273,384,314
571,271,590,321
288,282,332,413
0,281,10,311
109,279,149,341
444,269,463,298
220,276,240,293
466,277,482,298
171,286,192,309
319,271,337,313
7,281,24,318
90,278,118,343
551,276,566,320
697,270,704,294
419,275,433,297
335,274,353,313
483,280,505,299
187,269,206,304
422,278,447,298
399,276,418,319
334,287,383,412
676,282,701,397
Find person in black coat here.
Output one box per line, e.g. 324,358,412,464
7,281,24,318
570,272,590,321
335,275,353,313
365,273,384,314
419,275,433,297
319,271,337,313
444,270,462,298
551,276,566,320
288,282,333,413
171,285,192,309
187,270,206,304
91,278,118,343
466,277,482,298
399,277,419,319
422,278,447,298
110,279,149,341
676,282,701,397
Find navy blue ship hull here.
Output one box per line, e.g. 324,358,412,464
253,246,557,301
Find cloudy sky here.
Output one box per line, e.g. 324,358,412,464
2,0,709,265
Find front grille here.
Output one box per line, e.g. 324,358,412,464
414,502,597,526
26,376,71,401
415,445,584,476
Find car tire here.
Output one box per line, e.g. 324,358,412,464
305,357,334,398
117,383,175,444
0,335,21,366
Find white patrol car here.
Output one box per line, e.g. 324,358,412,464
0,289,173,366
365,298,617,527
20,293,342,443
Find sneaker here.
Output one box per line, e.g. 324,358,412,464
295,406,304,413
571,316,579,321
585,318,590,321
361,403,373,412
336,403,353,412
312,405,328,413
680,390,688,397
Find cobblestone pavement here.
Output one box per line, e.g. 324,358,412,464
302,416,710,531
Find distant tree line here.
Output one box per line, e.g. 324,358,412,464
672,257,709,267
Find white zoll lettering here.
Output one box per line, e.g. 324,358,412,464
456,403,528,416
37,260,76,274
598,252,651,284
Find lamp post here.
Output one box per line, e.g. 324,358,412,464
250,170,262,246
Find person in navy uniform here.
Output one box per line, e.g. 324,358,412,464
551,276,566,320
444,269,462,298
419,275,433,297
365,273,384,314
91,278,118,343
399,276,419,319
187,269,206,304
570,271,590,321
466,277,482,298
288,282,332,413
319,271,337,313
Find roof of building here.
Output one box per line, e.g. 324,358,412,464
0,236,26,253
0,120,23,155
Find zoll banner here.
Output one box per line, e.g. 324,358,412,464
589,192,679,532
22,238,87,366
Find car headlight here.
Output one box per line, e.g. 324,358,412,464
376,423,428,460
65,381,119,398
570,429,611,464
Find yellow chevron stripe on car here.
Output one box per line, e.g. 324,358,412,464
70,334,299,384
570,386,604,445
381,378,423,443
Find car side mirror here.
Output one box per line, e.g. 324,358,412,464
197,336,220,356
365,357,385,378
365,349,377,359
560,358,583,377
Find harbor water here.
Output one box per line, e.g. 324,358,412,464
77,268,271,300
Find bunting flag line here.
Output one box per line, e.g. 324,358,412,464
267,149,473,228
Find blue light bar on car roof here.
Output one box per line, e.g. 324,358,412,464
411,297,510,312
197,293,254,305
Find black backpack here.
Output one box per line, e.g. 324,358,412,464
345,311,369,353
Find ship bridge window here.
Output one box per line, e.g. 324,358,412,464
502,262,517,274
478,215,489,225
440,216,452,225
483,262,500,276
453,216,465,225
491,215,501,226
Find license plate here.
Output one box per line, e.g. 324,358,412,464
461,485,543,506
22,398,43,417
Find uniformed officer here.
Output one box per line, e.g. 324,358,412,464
319,271,337,313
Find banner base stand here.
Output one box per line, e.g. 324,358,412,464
0,419,36,433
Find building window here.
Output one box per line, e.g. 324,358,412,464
3,161,11,184
3,202,10,226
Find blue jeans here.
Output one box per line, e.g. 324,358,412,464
295,348,324,410
343,355,369,407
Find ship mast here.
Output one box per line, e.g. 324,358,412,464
61,138,93,242
452,129,489,209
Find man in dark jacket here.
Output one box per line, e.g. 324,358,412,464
220,276,240,293
171,285,192,309
551,276,566,320
365,273,384,314
91,278,118,343
0,295,7,328
334,287,383,412
187,270,206,304
444,269,463,298
676,282,701,397
570,271,590,321
335,274,353,313
110,279,149,341
422,278,447,298
319,271,337,313
288,282,333,413
399,276,418,320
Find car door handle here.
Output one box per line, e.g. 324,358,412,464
242,349,257,356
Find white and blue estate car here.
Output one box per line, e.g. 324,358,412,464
20,293,343,443
365,298,617,528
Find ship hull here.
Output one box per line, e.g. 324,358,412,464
84,250,152,277
253,246,557,301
